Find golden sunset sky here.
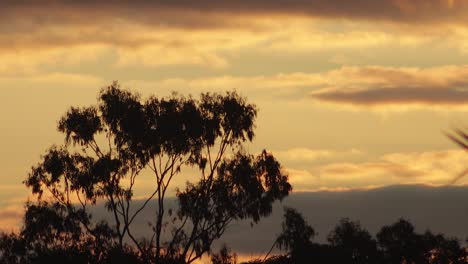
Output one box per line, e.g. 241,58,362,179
2,0,468,231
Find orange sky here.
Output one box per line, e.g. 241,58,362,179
2,0,468,231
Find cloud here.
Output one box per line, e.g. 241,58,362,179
310,65,468,110
313,87,468,106
262,29,429,53
306,149,468,190
275,148,335,161
0,4,458,49
2,1,468,71
2,1,468,28
274,148,362,164
0,16,269,69
114,45,229,69
123,73,326,99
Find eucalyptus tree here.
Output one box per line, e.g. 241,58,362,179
24,82,291,263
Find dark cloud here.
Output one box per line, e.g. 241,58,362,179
1,1,466,56
1,0,467,30
89,184,468,255
310,66,468,108
313,87,468,106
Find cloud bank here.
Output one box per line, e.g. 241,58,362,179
2,2,468,72
3,1,468,27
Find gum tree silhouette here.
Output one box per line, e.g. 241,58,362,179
21,82,291,263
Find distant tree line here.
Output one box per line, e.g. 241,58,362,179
243,207,468,264
1,204,466,264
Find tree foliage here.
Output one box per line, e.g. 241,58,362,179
0,202,124,264
328,218,379,263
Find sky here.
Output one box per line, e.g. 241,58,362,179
2,0,468,239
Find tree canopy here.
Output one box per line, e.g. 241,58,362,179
5,82,292,263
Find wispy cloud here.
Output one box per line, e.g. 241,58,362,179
286,149,468,191
274,148,362,162
310,65,468,110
